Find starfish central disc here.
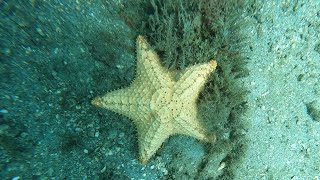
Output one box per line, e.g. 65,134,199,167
150,87,183,123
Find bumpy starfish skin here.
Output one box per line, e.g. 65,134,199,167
92,35,217,164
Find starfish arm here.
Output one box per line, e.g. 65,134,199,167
136,115,173,164
174,60,217,100
91,87,146,121
173,106,210,141
135,36,174,89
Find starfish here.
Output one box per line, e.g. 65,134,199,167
92,35,217,164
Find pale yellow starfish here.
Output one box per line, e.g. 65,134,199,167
92,35,217,164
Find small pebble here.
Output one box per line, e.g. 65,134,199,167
161,168,168,175
306,100,320,122
0,109,8,113
119,132,125,138
94,131,100,137
100,166,106,173
107,150,113,156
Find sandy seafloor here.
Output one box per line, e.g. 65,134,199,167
238,1,320,179
0,0,319,179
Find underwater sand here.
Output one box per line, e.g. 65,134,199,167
0,0,319,179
